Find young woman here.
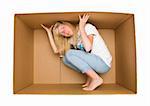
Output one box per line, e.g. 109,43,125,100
41,14,112,91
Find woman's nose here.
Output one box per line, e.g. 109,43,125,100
63,30,68,35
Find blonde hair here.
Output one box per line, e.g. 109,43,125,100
52,21,79,56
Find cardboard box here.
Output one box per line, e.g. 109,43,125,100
13,12,137,94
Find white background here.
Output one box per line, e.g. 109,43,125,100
0,0,150,106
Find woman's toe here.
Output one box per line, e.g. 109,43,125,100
82,87,92,91
82,84,88,87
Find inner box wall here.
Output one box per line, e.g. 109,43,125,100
33,29,116,84
115,16,137,93
14,16,34,93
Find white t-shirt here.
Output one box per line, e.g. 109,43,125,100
77,23,112,68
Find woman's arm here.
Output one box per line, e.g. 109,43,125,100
80,28,93,52
79,14,93,52
41,24,59,54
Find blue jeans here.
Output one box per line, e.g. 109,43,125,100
62,49,110,74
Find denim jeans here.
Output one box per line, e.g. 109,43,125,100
62,49,110,74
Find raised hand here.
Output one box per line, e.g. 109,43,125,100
41,24,53,32
79,14,90,29
41,24,59,54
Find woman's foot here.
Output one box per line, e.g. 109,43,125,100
82,77,103,91
82,77,91,87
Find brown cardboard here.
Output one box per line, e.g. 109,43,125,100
115,16,137,92
14,17,34,92
13,12,137,94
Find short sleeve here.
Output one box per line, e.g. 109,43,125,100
85,23,97,36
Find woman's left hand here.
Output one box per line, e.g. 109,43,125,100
79,14,90,29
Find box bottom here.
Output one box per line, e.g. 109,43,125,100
14,84,135,94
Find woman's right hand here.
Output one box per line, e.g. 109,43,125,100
41,24,53,32
41,24,59,54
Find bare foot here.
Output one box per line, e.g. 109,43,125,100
82,77,91,87
82,77,103,91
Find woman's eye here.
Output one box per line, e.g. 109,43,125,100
61,31,65,35
62,30,65,33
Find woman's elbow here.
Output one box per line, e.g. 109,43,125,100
54,50,59,54
54,51,58,54
85,46,92,53
85,49,91,53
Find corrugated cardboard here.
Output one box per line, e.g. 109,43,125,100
13,12,137,94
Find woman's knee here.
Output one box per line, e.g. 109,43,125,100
62,55,82,73
65,49,77,60
65,49,84,60
62,56,71,65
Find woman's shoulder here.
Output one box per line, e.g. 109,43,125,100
85,23,98,35
85,23,97,30
85,23,95,27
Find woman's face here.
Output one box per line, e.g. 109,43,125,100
58,24,73,37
